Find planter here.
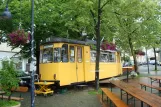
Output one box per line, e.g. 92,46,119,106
101,41,116,51
7,29,30,47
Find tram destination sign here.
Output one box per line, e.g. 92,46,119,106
44,44,53,49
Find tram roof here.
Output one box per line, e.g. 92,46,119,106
41,37,96,45
41,37,120,52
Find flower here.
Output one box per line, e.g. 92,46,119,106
101,41,116,51
135,50,145,56
7,29,30,47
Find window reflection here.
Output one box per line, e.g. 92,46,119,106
61,44,68,62
54,48,61,62
70,46,75,62
77,47,82,62
90,51,116,63
43,48,53,63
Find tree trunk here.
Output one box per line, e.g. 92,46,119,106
145,48,150,74
123,53,126,61
95,0,101,90
128,35,138,73
8,91,12,101
153,47,157,71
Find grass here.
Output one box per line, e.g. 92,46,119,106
88,89,102,95
0,100,20,107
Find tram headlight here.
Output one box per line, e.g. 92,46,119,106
54,74,56,80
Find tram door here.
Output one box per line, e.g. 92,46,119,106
76,46,84,82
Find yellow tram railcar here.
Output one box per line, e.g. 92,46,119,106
39,38,122,86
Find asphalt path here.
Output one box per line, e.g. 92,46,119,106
138,65,161,75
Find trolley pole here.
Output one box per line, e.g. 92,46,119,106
31,0,35,107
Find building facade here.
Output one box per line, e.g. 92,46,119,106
0,43,28,72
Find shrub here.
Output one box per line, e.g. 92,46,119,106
0,59,20,100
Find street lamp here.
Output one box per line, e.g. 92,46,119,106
1,0,35,106
30,0,35,107
2,0,12,19
0,0,12,42
1,0,34,105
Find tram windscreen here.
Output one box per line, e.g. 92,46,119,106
54,48,61,62
42,48,53,63
61,44,68,62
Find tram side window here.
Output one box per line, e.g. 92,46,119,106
100,53,109,62
70,46,75,62
43,48,53,63
109,52,116,62
77,47,82,62
61,44,68,62
54,48,61,62
90,51,96,62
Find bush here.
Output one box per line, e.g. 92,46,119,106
0,100,19,107
0,59,20,100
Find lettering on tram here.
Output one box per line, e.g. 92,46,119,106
39,37,122,89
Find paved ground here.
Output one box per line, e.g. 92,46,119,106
15,88,101,107
100,65,161,107
12,65,161,107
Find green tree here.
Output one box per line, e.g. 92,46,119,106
113,0,160,73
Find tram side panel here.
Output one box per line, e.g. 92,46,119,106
83,46,95,82
40,63,75,86
99,63,120,79
58,63,76,86
39,63,60,82
98,52,122,79
88,63,119,80
84,51,122,82
116,52,122,75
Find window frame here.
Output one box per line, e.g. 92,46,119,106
69,45,75,63
61,44,69,63
53,48,61,63
42,44,53,63
77,46,82,63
